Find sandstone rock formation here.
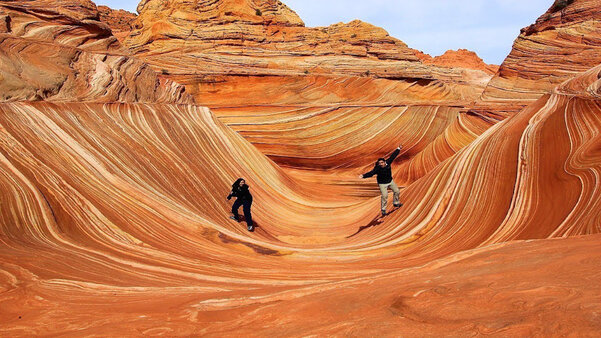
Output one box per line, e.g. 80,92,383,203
7,0,101,21
474,0,601,119
414,48,499,74
434,0,601,176
0,0,192,103
97,5,137,40
0,0,601,335
1,74,601,332
119,0,498,180
210,105,482,184
123,0,493,106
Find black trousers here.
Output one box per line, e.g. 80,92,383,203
232,197,253,226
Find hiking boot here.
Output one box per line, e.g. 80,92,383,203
381,210,387,217
247,223,254,232
393,203,403,208
230,215,240,222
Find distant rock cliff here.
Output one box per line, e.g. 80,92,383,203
413,49,499,75
473,0,601,119
122,0,494,105
97,5,137,39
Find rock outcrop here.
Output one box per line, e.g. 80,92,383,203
6,0,101,21
0,0,192,103
97,5,137,40
123,0,493,106
211,105,472,180
414,49,499,75
473,0,601,119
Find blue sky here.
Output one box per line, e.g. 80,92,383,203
96,0,552,65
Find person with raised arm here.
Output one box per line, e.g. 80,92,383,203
359,145,403,217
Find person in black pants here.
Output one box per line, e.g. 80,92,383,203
359,145,403,217
227,178,254,231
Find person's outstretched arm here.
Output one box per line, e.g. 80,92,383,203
386,145,403,164
227,190,233,200
360,165,378,179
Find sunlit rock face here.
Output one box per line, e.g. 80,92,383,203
208,96,490,184
474,0,601,120
210,105,492,189
121,0,495,180
0,83,600,333
123,0,493,106
97,5,137,40
5,0,101,21
135,0,305,27
413,48,499,75
0,0,192,103
556,62,601,97
1,0,601,335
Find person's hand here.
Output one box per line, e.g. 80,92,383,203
398,144,403,149
358,175,363,179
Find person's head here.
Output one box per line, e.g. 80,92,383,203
377,158,386,168
232,178,245,189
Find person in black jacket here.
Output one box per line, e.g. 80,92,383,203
359,145,403,216
227,178,254,231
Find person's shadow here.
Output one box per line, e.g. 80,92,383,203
346,207,401,238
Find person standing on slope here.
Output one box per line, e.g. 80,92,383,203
359,145,403,217
227,178,254,232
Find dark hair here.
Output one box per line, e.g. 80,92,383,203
232,178,245,189
377,158,386,163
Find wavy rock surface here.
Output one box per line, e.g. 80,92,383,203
1,61,601,334
5,0,100,21
210,104,490,189
120,0,495,178
6,235,597,336
1,0,601,335
0,0,192,104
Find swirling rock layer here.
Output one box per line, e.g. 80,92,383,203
1,226,599,336
0,1,192,104
117,0,498,177
1,0,601,335
210,104,490,189
1,62,601,333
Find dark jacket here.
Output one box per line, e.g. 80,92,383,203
227,179,253,201
362,148,400,184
